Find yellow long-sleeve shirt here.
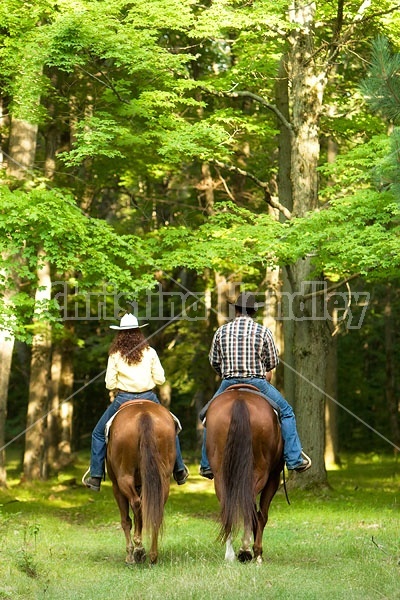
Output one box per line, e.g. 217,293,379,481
105,347,165,393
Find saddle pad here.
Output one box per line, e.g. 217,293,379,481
105,401,182,443
202,385,280,426
224,384,281,415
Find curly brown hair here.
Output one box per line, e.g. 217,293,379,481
109,329,149,365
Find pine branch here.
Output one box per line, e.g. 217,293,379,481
361,36,400,123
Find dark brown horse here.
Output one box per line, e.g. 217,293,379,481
205,384,284,563
106,400,176,565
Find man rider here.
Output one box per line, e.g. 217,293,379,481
199,292,311,479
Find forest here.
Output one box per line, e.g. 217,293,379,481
0,0,400,489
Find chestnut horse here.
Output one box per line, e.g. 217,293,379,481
205,384,284,563
106,400,176,565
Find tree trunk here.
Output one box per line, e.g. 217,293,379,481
324,137,340,466
325,321,340,467
0,322,14,487
193,284,214,441
262,266,283,389
0,114,38,484
23,251,52,480
7,117,38,179
287,261,328,486
58,337,74,461
0,120,13,496
43,89,61,467
47,346,62,469
286,1,329,486
275,53,296,406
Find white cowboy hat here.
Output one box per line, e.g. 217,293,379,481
109,313,148,330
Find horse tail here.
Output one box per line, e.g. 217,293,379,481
219,398,256,543
138,412,166,539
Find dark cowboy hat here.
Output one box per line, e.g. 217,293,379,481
229,292,264,311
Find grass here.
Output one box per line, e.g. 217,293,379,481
0,451,398,600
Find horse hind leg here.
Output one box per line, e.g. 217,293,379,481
133,544,146,564
111,484,135,565
237,526,253,563
148,484,169,565
253,473,281,564
225,533,236,562
148,528,160,565
252,513,265,565
133,539,146,564
132,497,147,564
123,517,135,565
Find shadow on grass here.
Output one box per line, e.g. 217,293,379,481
1,452,398,525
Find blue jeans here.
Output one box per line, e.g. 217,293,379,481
200,377,303,470
90,391,185,477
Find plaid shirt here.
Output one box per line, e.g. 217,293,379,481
209,315,279,378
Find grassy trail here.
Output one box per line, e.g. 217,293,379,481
0,453,398,600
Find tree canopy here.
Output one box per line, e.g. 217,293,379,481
1,0,400,483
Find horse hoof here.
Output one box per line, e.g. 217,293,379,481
237,550,253,563
133,548,147,564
